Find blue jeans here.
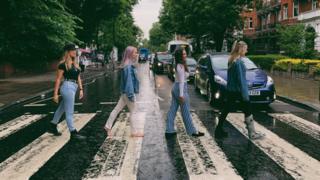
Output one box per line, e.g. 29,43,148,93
51,81,78,132
166,83,197,135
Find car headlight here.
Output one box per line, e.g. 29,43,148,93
214,75,227,86
158,62,162,66
267,76,274,85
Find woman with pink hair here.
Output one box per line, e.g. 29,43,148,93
104,46,141,137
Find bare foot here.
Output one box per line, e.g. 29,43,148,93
131,133,144,137
104,127,112,138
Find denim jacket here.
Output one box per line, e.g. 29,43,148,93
226,58,249,101
120,65,140,101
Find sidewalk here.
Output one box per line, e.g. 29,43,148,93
0,65,110,108
269,73,320,110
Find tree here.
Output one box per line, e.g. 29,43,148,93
99,11,142,54
277,24,317,59
159,0,251,52
149,22,172,52
0,0,80,70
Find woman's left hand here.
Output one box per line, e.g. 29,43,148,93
79,90,84,99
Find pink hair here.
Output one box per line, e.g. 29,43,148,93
120,46,136,67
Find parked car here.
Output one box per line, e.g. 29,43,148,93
194,53,276,106
167,57,197,81
152,52,173,74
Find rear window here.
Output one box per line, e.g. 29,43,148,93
186,58,197,65
169,44,191,55
158,54,172,62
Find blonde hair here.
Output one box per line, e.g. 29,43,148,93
228,41,247,67
59,51,80,70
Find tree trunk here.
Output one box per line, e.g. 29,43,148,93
195,35,201,54
214,32,225,52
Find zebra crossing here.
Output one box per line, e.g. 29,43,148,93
0,113,96,180
1,109,319,179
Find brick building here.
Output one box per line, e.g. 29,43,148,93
242,0,320,54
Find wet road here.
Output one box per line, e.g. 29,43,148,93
0,63,320,180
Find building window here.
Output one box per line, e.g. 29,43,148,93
249,17,253,29
312,0,317,10
293,0,299,17
244,18,248,29
277,10,281,21
283,4,288,20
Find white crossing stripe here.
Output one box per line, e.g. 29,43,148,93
23,104,47,107
0,113,96,180
120,112,145,180
227,113,320,179
269,113,320,141
83,112,146,180
0,114,47,140
191,113,242,179
83,113,129,180
175,113,242,180
100,102,118,105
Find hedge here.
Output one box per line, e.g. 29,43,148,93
247,54,288,70
273,59,320,73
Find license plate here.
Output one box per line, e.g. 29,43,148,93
249,90,260,96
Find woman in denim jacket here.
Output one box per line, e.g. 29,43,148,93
104,46,141,138
215,41,265,140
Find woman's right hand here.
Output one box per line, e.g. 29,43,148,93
53,94,59,104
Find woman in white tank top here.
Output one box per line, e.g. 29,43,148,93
165,48,204,138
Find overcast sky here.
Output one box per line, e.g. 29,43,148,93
132,0,163,39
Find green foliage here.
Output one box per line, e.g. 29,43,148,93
149,22,173,52
247,54,288,70
0,0,80,71
277,24,317,59
0,0,140,71
99,11,142,54
159,0,251,52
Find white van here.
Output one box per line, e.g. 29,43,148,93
167,40,193,55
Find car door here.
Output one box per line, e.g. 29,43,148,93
199,57,208,90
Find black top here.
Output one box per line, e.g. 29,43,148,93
58,63,80,81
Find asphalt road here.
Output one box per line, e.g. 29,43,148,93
0,63,319,180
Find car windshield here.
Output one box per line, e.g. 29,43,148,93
157,54,172,62
210,55,258,70
186,58,197,65
210,55,229,70
242,57,258,70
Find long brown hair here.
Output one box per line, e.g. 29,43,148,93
228,40,247,67
174,48,189,72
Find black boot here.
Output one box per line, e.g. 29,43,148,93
191,131,205,137
165,132,177,139
215,117,228,139
48,123,62,136
70,130,86,140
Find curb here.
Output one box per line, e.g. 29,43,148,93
0,70,109,113
276,95,320,112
